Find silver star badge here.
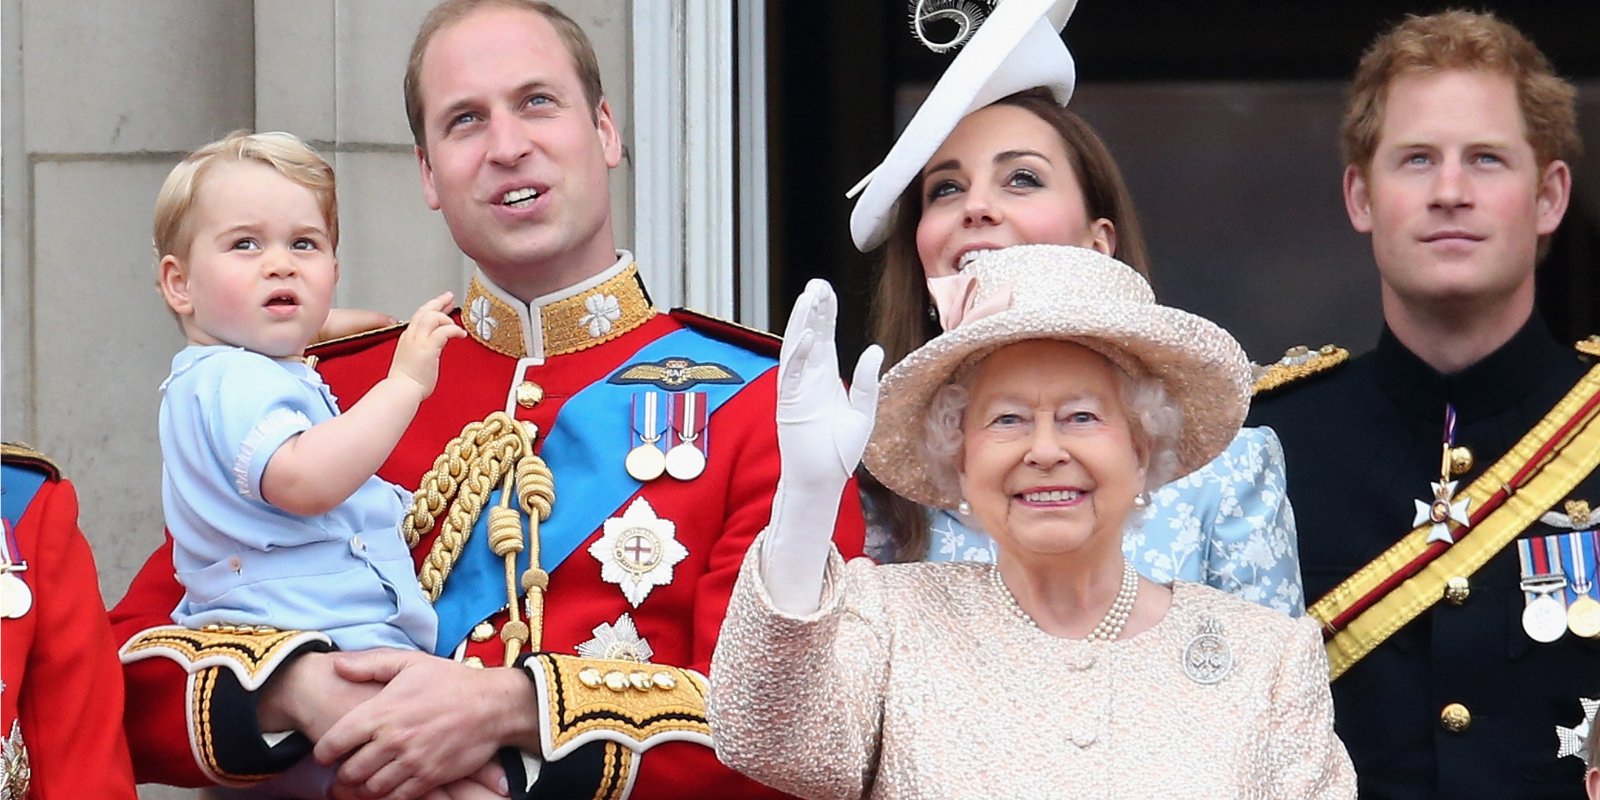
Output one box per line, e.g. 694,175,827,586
1557,697,1600,762
589,497,689,607
1414,480,1470,544
576,613,655,663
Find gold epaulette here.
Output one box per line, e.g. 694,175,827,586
1577,336,1600,359
0,442,62,480
522,653,711,761
1252,344,1350,396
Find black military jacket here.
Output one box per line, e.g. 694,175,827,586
1249,315,1600,799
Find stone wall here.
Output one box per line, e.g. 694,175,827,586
0,3,633,795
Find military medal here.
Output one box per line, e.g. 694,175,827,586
1564,531,1600,638
575,613,655,662
665,392,708,481
1413,406,1470,545
589,497,689,607
1519,536,1569,643
625,392,667,482
1558,698,1600,763
0,521,30,620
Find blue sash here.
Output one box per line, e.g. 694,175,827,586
432,327,777,653
1,464,48,529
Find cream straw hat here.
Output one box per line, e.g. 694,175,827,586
864,245,1252,510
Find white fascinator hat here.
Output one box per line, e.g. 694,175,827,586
847,0,1081,252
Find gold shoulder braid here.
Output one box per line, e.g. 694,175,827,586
0,442,62,479
403,412,556,664
1252,344,1349,396
1577,336,1600,359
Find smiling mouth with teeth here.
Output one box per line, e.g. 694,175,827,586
501,187,541,207
1021,489,1083,503
957,249,994,270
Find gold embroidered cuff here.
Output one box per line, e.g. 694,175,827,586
119,624,331,692
522,653,712,760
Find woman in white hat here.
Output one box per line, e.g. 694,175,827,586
708,245,1354,797
854,0,1305,617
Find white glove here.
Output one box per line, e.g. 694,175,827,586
762,279,884,615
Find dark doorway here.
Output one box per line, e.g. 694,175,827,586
765,1,1600,363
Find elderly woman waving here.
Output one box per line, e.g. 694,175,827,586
708,245,1354,798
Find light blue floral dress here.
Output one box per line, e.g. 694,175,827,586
864,426,1305,616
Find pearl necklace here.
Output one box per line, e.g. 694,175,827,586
991,559,1139,642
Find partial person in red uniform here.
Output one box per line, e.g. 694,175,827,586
109,1,865,798
1,443,137,799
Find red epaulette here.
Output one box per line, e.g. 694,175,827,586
1,442,63,480
306,320,414,361
669,308,781,358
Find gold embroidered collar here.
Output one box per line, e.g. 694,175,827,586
462,254,657,360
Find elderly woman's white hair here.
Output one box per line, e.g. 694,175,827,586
919,346,1185,503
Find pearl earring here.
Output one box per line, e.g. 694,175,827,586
957,499,972,516
1132,492,1150,509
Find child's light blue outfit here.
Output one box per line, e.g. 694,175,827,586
865,426,1306,617
161,345,437,652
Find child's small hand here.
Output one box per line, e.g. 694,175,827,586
389,292,466,397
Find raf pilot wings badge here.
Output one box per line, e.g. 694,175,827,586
608,357,742,391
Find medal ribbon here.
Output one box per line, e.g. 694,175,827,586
1520,537,1557,607
669,391,709,455
1510,537,1561,604
1439,404,1458,479
1321,384,1600,637
0,518,19,570
1562,531,1592,602
631,391,667,451
1545,534,1567,595
1586,531,1600,602
430,328,775,654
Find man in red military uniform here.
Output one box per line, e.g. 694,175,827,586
1,443,137,799
109,1,864,797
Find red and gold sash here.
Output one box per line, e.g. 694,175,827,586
1310,361,1600,680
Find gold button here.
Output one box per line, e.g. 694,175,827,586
604,671,630,692
651,671,677,691
629,671,653,691
469,622,495,642
463,656,484,669
1449,446,1474,476
515,381,544,408
1444,576,1470,606
578,667,604,688
1440,702,1471,733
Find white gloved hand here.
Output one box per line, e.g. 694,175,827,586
763,279,884,615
